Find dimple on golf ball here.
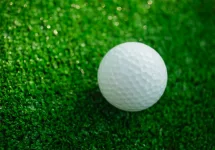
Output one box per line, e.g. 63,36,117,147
97,42,167,112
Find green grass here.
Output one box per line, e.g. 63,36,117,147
1,0,215,149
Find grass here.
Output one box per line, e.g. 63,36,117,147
1,0,215,149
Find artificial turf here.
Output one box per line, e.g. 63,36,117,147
1,0,215,149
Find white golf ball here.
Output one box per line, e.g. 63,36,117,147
97,42,167,112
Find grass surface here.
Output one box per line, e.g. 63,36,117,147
1,0,215,149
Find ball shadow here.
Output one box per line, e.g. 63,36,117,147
66,86,145,131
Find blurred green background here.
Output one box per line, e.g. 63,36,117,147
1,0,215,149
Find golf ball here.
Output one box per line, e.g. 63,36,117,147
97,42,167,112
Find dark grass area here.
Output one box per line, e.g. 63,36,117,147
1,0,215,149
